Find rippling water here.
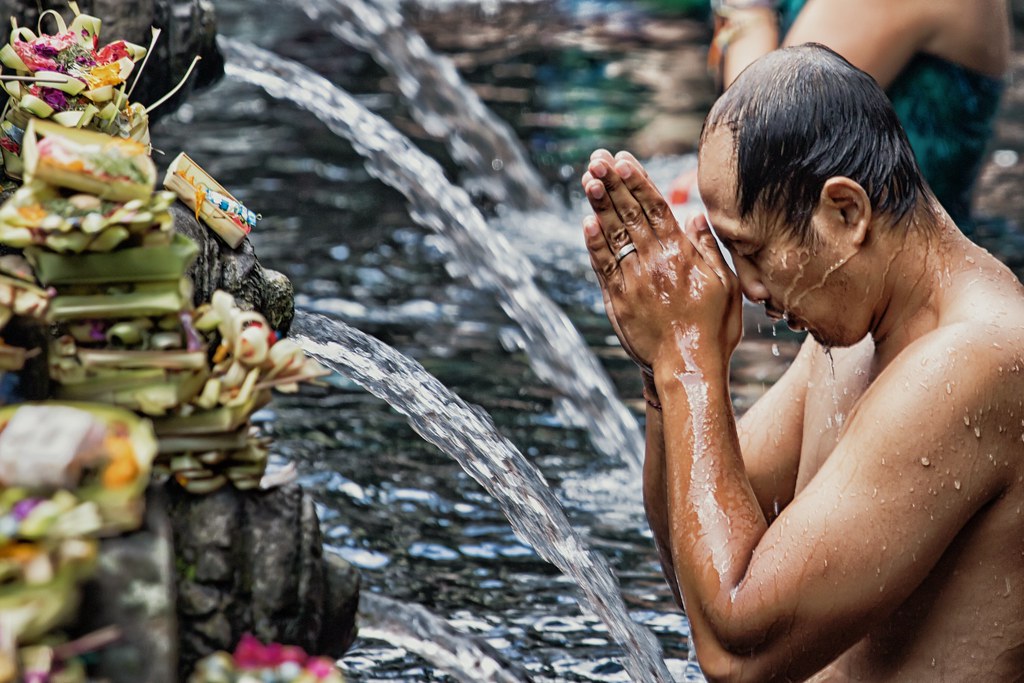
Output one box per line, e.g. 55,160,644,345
151,1,800,679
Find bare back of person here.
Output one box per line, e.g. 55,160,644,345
784,238,1024,680
782,0,1011,88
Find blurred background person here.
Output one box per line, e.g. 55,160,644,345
673,0,1011,229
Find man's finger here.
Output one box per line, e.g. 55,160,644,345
613,150,652,179
586,159,634,254
583,214,621,287
612,158,688,250
593,159,660,256
687,213,734,288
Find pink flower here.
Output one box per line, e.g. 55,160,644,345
232,634,311,669
280,645,309,664
233,633,270,668
307,658,336,679
12,41,58,72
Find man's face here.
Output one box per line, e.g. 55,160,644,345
697,126,867,348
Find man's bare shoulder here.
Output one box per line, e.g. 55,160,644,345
856,315,1024,487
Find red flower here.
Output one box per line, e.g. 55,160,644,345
95,40,130,65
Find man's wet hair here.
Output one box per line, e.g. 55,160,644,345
700,43,931,242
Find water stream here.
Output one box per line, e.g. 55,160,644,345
287,0,555,211
148,5,772,678
290,311,674,683
356,592,530,683
218,37,645,469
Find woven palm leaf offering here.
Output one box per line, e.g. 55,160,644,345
189,634,345,683
153,291,328,494
0,1,200,179
0,120,170,256
46,307,209,416
0,403,157,533
164,152,261,249
0,403,156,653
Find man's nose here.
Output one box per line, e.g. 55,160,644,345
734,259,770,304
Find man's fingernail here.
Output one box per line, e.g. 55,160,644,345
588,182,605,199
590,161,607,179
584,218,599,236
615,161,633,179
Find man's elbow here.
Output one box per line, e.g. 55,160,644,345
690,625,792,683
695,646,773,683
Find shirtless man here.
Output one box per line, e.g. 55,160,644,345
581,44,1024,681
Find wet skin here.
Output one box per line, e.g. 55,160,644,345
581,134,1024,681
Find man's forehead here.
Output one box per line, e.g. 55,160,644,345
697,126,739,212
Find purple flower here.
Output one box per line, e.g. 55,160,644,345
180,311,204,352
12,498,42,521
38,87,68,112
33,44,58,58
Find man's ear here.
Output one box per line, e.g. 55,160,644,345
817,177,871,246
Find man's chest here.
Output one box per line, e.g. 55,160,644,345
795,340,875,491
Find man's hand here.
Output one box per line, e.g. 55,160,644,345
581,149,742,375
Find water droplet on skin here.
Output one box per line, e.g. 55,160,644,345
946,383,952,395
920,457,931,467
974,426,981,438
954,480,962,490
964,415,971,426
771,343,780,357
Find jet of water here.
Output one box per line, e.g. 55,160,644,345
291,310,674,683
219,38,644,469
288,0,555,211
356,592,530,683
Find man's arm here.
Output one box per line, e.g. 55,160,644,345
720,0,939,90
643,333,810,605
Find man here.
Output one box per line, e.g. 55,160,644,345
581,44,1024,681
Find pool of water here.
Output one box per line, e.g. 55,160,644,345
149,1,831,679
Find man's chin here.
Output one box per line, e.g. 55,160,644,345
805,324,862,349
